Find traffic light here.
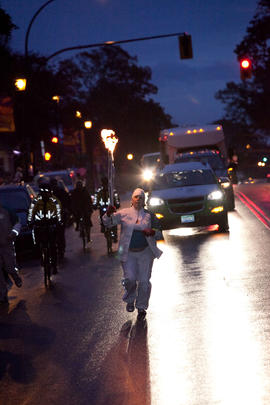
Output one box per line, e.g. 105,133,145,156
178,34,193,59
240,58,252,80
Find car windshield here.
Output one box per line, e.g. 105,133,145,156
142,154,160,167
175,153,225,170
0,190,30,211
152,169,216,190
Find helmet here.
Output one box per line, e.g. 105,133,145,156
38,177,52,194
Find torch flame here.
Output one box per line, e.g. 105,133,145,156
101,129,118,153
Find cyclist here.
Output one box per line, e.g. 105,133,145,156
28,178,62,274
70,180,93,243
50,178,71,260
0,201,22,305
93,177,120,243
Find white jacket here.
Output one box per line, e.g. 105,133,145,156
102,206,163,262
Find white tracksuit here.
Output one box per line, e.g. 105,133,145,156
103,206,162,309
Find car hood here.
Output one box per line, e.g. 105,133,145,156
149,183,220,200
213,168,228,178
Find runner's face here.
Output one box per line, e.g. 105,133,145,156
132,194,144,210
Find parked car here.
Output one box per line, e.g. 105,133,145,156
147,161,229,232
33,169,75,192
0,184,37,252
175,150,235,210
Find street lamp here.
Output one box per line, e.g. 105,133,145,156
84,120,92,129
14,78,27,91
101,129,118,204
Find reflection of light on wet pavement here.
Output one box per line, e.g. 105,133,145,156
149,243,191,405
147,217,265,405
168,227,195,237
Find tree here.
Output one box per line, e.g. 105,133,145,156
0,7,17,48
216,0,270,138
55,46,173,163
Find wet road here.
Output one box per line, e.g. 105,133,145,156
1,187,270,405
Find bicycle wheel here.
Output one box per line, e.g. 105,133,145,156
42,247,51,288
79,219,86,252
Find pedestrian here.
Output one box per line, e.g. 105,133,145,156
13,166,23,183
0,201,22,305
103,188,163,320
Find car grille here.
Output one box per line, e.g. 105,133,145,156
167,196,205,214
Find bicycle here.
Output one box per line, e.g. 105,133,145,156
40,243,52,288
104,227,113,255
78,216,88,252
98,207,117,255
33,224,57,288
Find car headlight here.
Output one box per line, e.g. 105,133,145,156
148,197,164,206
207,190,223,200
142,169,154,181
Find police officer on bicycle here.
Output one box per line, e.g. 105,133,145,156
28,178,62,274
93,176,120,243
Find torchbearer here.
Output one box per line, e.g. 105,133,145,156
101,129,119,205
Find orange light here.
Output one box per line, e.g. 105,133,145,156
84,121,92,129
51,136,58,144
44,152,51,161
127,154,133,160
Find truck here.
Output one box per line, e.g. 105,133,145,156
159,124,227,164
158,124,235,210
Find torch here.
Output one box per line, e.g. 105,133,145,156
101,129,119,205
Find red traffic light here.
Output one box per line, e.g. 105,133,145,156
241,59,250,69
240,58,252,80
51,136,58,144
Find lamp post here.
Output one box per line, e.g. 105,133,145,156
101,129,118,204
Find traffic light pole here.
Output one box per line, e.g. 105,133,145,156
45,31,188,62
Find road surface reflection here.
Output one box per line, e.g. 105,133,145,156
148,215,266,404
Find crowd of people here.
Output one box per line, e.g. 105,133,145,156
0,177,163,321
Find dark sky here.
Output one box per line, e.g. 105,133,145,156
2,0,258,126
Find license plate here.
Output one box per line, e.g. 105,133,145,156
181,214,195,223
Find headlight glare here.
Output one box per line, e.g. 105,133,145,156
149,197,164,206
207,190,223,200
142,169,154,181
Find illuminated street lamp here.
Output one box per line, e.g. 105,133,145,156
127,153,134,160
44,152,51,161
52,95,60,103
14,78,27,91
101,129,119,204
84,120,92,129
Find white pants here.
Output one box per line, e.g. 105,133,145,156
121,246,154,310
